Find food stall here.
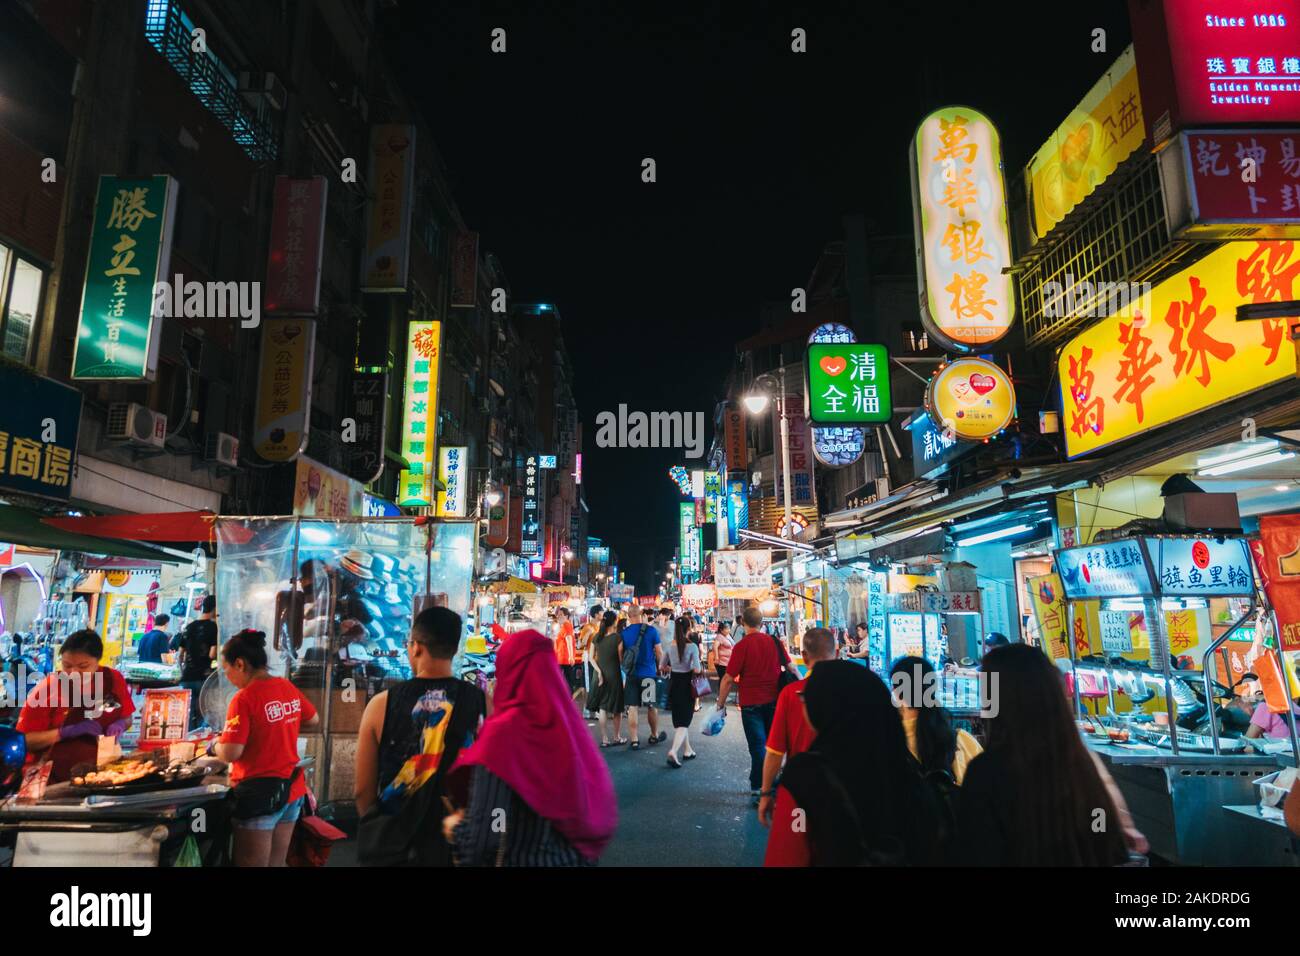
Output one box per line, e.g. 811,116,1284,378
214,515,475,808
1053,534,1295,865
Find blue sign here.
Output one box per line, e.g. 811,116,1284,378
906,411,972,479
362,494,401,517
812,426,865,467
538,455,557,469
726,476,748,546
0,367,83,502
1146,536,1254,597
1055,540,1154,600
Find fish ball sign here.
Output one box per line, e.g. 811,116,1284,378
926,357,1016,442
910,106,1015,351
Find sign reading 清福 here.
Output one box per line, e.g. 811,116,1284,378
1055,540,1154,600
398,321,441,506
1146,536,1254,596
806,343,892,425
1058,240,1298,458
910,106,1015,351
435,446,468,517
72,175,178,382
0,367,81,502
885,591,982,614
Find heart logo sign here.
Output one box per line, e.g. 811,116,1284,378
969,374,996,396
819,356,847,376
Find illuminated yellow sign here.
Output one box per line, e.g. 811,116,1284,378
911,106,1015,350
927,358,1015,442
398,321,441,506
1059,240,1298,458
1027,46,1144,240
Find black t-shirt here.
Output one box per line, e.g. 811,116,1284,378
179,618,219,683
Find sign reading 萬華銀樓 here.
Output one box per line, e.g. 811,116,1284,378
72,176,179,382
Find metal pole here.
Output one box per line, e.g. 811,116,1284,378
1200,594,1255,756
1066,597,1083,719
1148,595,1179,757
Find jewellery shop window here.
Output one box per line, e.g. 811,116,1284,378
0,242,45,365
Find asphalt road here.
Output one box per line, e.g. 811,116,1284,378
587,700,769,867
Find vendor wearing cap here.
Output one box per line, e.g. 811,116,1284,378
16,629,135,783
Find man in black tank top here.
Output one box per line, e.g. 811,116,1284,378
354,607,487,864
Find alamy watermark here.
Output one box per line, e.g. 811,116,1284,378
151,274,261,328
594,405,706,459
0,665,106,716
1042,273,1153,324
890,662,1000,718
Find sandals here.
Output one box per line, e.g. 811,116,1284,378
630,741,641,750
666,754,683,769
601,736,629,748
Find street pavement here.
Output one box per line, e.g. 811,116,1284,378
587,700,769,867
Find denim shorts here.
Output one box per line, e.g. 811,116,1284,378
233,795,304,831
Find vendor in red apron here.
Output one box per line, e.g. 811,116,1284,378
15,629,135,783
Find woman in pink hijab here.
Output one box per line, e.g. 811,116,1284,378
444,630,617,865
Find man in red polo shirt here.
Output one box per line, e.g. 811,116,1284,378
758,627,836,866
716,606,800,802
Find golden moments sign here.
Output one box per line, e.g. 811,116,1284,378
911,106,1015,351
1059,240,1298,458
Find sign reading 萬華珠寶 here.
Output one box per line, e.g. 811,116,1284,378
1058,240,1298,459
911,107,1015,351
806,343,892,425
72,176,179,381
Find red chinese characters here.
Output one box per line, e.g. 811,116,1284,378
1067,344,1104,438
1113,320,1161,422
1237,241,1300,365
1164,276,1234,387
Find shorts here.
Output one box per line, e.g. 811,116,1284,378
233,795,304,831
625,673,657,708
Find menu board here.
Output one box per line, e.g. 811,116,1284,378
1055,540,1154,599
141,687,191,743
1145,536,1254,597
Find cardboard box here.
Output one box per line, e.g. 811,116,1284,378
300,688,369,733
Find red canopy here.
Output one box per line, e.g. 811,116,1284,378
42,511,223,543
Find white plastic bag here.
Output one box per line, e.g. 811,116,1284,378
702,708,726,737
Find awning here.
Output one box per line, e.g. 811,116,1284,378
42,510,218,543
0,504,188,562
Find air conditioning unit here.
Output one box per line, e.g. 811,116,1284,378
106,403,167,450
204,431,240,468
237,71,287,111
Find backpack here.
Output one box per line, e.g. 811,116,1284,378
621,623,651,673
770,633,797,691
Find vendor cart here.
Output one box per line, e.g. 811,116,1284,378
1053,534,1298,865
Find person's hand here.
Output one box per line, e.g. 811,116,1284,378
104,719,129,738
758,794,774,828
442,809,465,843
716,702,727,716
59,719,104,740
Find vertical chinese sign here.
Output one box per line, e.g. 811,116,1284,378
264,175,327,314
773,397,817,508
361,125,416,292
1058,240,1299,458
522,454,541,556
435,446,468,517
0,367,81,501
72,175,178,381
910,107,1015,352
253,318,316,462
345,371,387,484
723,404,747,472
806,342,892,425
398,321,441,506
450,231,479,308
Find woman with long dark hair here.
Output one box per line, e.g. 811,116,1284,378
956,644,1147,866
661,615,702,767
889,656,982,783
777,661,941,866
588,611,627,746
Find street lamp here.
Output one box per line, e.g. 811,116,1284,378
559,548,575,584
745,368,796,641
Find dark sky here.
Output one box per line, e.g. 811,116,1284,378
390,1,1132,593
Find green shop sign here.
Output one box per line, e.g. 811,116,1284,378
805,342,892,425
72,175,178,381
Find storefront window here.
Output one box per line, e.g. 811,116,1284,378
0,243,45,364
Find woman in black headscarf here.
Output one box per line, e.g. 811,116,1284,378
778,660,941,866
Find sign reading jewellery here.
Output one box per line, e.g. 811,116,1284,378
73,175,179,382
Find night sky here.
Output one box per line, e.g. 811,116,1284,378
390,1,1133,593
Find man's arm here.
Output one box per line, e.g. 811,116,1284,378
757,750,784,826
353,691,388,815
716,672,735,710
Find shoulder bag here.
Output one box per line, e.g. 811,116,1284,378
771,633,798,691
621,623,650,674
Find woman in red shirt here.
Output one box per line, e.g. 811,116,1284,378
16,629,134,783
214,629,320,867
